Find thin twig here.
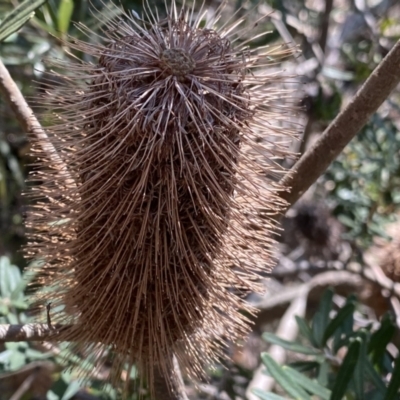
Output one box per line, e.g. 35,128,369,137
153,356,189,400
0,59,75,187
280,39,400,208
246,286,308,400
255,269,363,327
272,261,400,300
0,323,68,342
9,372,37,400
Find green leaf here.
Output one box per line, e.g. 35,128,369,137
61,380,81,400
0,0,47,42
47,390,60,400
312,288,334,347
365,388,388,400
0,349,13,363
8,350,26,370
7,263,21,295
352,332,368,400
317,360,329,388
322,302,356,346
333,296,356,353
10,299,28,309
295,316,315,345
57,0,74,34
25,348,52,360
10,270,33,301
6,312,19,325
252,389,289,400
0,256,11,297
0,303,8,316
261,353,312,400
0,258,23,301
262,333,321,356
383,355,400,400
288,361,320,373
365,358,387,393
369,314,396,369
330,338,361,400
282,366,331,399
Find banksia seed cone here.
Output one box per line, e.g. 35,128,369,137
26,0,297,394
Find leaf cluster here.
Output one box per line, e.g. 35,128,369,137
255,289,400,400
325,113,400,247
0,255,141,400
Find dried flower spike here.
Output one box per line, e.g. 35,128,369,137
26,0,298,394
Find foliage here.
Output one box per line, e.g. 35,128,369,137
0,0,47,43
325,113,400,248
1,0,400,399
256,288,400,400
0,255,141,399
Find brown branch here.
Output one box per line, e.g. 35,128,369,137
153,356,189,400
0,60,53,158
0,59,75,187
9,371,37,400
280,39,400,208
0,323,69,343
255,269,364,328
272,261,400,300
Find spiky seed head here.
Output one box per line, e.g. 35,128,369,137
26,0,298,395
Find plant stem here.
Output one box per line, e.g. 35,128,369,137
280,39,400,208
153,357,189,400
0,59,75,187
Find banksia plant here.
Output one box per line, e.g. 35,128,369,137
26,0,298,396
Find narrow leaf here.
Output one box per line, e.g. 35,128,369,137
61,380,81,400
0,13,33,42
0,0,47,42
261,353,312,400
0,256,10,297
330,338,361,400
312,288,334,347
57,0,74,34
322,302,355,345
262,333,321,356
369,313,396,369
317,360,329,388
383,355,400,400
352,332,368,400
282,366,331,400
295,316,315,345
288,361,320,373
252,389,289,400
365,358,387,393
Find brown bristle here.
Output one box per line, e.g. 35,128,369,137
25,0,299,395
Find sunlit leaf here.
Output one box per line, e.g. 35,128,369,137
57,0,74,34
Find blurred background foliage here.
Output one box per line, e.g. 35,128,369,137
1,0,400,399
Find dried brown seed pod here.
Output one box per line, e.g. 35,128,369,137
25,0,298,394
